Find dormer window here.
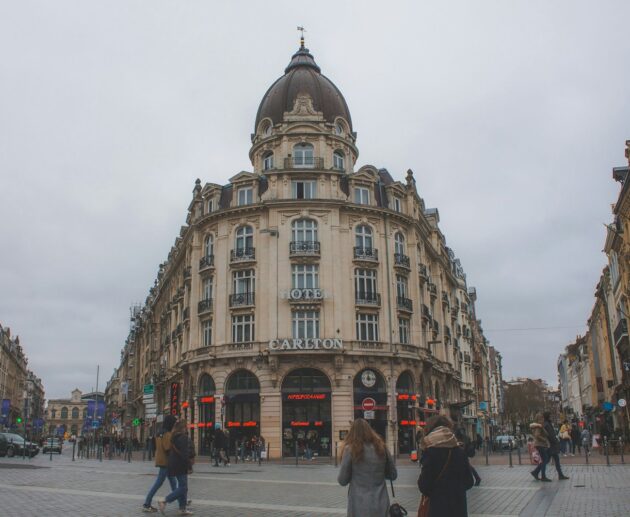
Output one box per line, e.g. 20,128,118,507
393,197,401,213
335,123,344,136
207,198,215,214
354,186,370,205
237,186,253,206
293,143,314,167
333,150,345,170
262,152,274,171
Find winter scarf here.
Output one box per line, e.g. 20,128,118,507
421,426,459,450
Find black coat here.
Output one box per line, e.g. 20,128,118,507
168,432,190,477
418,446,474,517
544,421,560,454
214,429,227,449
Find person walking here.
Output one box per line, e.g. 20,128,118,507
142,415,177,512
213,424,229,467
337,418,397,517
417,415,475,517
570,423,581,455
559,421,572,456
581,426,592,455
158,420,193,516
543,412,569,480
455,427,481,486
530,413,552,482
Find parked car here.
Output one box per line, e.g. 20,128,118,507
0,432,40,457
42,436,63,454
494,435,518,450
0,433,8,457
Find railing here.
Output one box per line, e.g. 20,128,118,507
289,241,320,256
422,304,432,322
231,247,256,262
397,296,413,312
199,255,214,269
418,263,428,281
428,283,438,297
183,267,191,280
183,307,190,320
614,318,628,345
442,293,450,307
230,292,255,307
198,299,212,314
393,253,410,268
353,247,379,261
355,292,381,306
432,320,440,336
284,157,325,169
357,341,384,350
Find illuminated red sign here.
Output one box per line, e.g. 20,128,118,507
181,401,189,409
200,396,215,404
286,393,327,400
243,421,258,427
396,394,417,401
314,421,323,427
227,421,241,427
290,421,310,427
419,421,426,426
170,383,180,416
399,420,417,427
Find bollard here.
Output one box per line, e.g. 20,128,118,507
295,440,298,467
604,437,610,467
72,439,76,461
50,440,53,462
485,440,489,466
517,441,522,465
267,442,270,463
585,443,589,464
620,438,625,464
334,442,338,468
508,440,513,468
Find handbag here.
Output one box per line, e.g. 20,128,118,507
417,449,452,517
386,452,408,516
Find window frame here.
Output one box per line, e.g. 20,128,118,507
355,268,377,296
292,264,319,289
202,319,212,346
235,226,254,250
233,269,255,294
232,314,255,343
394,232,405,255
398,317,410,344
356,313,379,341
237,186,253,206
262,152,274,171
354,186,370,205
293,143,314,167
292,311,320,340
355,224,373,249
291,218,318,242
333,150,345,170
292,180,317,199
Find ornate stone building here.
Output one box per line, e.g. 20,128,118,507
45,389,104,436
109,41,499,457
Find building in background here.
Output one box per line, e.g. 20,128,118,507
45,389,104,437
107,41,502,458
503,377,560,432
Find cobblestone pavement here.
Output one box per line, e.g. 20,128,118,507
1,451,629,516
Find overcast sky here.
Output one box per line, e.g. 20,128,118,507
1,1,629,400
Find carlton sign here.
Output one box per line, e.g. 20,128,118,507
269,338,343,351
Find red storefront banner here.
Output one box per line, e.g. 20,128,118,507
285,393,327,401
200,396,215,403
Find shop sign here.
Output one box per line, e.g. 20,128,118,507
284,288,325,301
227,420,258,428
363,410,375,420
286,393,327,401
200,396,215,404
397,394,417,401
170,383,180,416
290,421,311,427
269,338,343,351
399,420,417,426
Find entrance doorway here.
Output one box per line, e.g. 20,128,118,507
197,374,216,455
353,369,387,441
225,370,260,455
396,371,416,454
281,368,332,458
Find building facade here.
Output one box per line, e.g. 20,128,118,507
0,324,29,429
45,389,104,437
108,42,501,457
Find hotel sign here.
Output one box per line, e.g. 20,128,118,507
269,338,343,351
282,288,325,301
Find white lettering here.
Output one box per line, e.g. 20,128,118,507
333,338,343,349
269,339,279,350
304,338,314,349
292,339,304,349
267,339,344,351
281,339,291,350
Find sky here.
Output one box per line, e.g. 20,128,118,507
1,1,629,400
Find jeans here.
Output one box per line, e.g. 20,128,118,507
164,474,188,509
531,446,550,478
144,467,176,507
549,452,565,477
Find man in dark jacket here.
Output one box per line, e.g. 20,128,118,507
213,424,229,467
142,415,176,512
543,412,569,480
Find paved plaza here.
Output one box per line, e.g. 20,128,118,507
1,450,629,516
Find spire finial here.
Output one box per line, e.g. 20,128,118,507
297,26,306,49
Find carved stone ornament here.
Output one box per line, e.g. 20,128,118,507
289,93,317,116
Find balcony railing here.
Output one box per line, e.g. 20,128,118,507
284,157,325,169
394,253,410,268
353,247,379,262
614,318,628,346
422,304,432,323
198,299,212,314
199,255,214,270
183,307,190,321
355,291,381,306
230,247,256,262
183,267,191,280
289,240,320,256
230,292,255,307
418,263,428,282
397,296,413,312
428,283,438,298
442,293,450,307
432,320,440,336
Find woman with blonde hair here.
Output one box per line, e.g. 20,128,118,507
337,418,397,517
159,419,193,515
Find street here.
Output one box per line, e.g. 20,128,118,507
1,447,629,516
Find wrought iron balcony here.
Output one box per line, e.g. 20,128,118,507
432,320,440,336
355,291,381,306
444,326,451,340
397,296,413,312
198,299,212,314
230,247,255,262
283,157,325,169
394,253,410,268
183,307,190,321
428,283,438,298
199,255,214,270
353,247,378,262
230,292,255,307
614,318,628,346
183,267,192,280
422,304,432,323
418,263,428,282
442,293,450,307
289,240,320,257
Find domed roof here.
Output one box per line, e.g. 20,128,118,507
255,45,352,132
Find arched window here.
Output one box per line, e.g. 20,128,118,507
61,407,68,419
333,150,345,170
198,374,216,395
235,226,254,251
262,151,274,171
71,407,79,419
396,372,414,394
282,368,331,393
291,219,317,243
394,232,405,255
51,409,56,419
293,143,314,167
82,408,88,419
204,234,214,259
355,225,373,249
335,122,344,136
226,370,260,393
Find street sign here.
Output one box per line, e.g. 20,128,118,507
363,410,375,420
362,397,376,411
143,384,155,395
618,398,627,408
603,401,614,411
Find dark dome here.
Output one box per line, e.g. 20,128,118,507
255,46,352,132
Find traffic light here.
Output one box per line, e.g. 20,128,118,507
16,417,23,424
132,418,140,426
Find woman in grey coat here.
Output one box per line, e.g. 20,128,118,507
337,418,397,517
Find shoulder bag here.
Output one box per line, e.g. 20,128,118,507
386,452,408,516
417,449,452,517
